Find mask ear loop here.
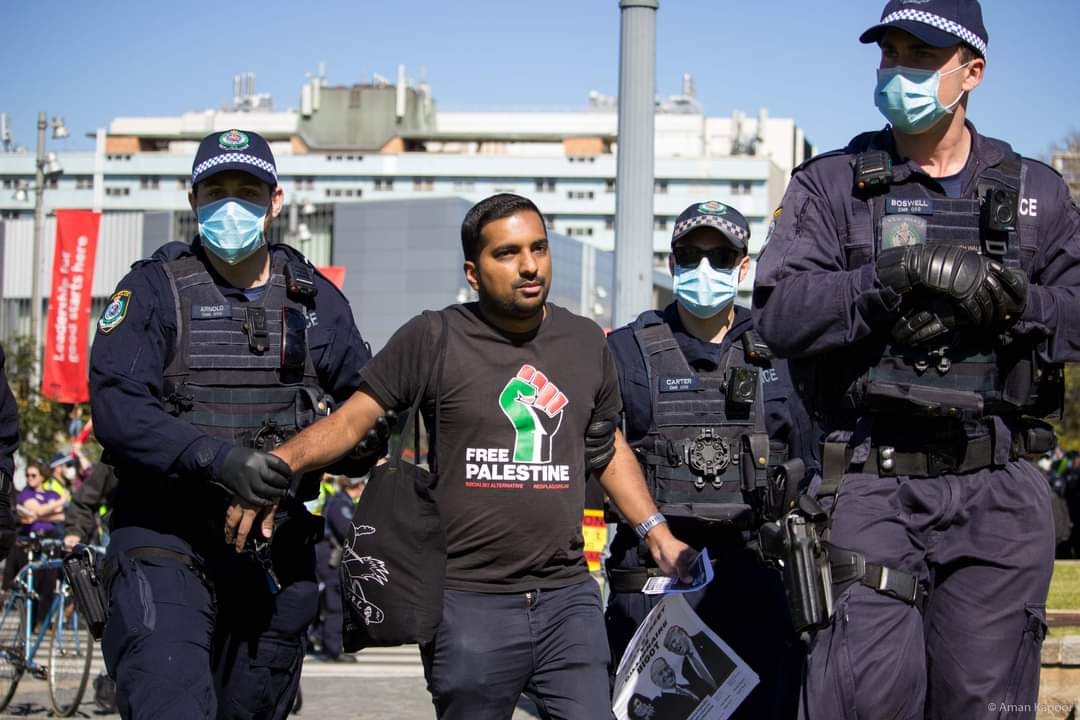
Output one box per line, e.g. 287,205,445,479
940,60,974,113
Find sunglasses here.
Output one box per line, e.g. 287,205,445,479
672,246,742,270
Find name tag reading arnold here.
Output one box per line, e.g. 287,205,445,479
192,303,230,319
886,197,934,215
659,376,702,393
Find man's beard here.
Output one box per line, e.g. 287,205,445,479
479,278,549,320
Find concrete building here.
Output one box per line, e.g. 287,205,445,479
0,68,811,345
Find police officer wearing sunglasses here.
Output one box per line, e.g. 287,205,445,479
753,1,1080,717
89,129,377,719
604,201,816,719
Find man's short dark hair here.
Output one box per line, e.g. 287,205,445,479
461,193,544,263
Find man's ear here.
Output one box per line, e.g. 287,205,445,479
268,185,285,219
737,255,751,284
463,260,479,291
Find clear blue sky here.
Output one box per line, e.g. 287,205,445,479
2,1,1077,159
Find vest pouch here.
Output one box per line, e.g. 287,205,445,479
658,502,755,529
858,379,984,418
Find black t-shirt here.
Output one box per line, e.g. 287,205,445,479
361,303,622,593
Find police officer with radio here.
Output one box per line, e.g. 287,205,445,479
90,129,377,719
605,201,815,719
752,2,1080,717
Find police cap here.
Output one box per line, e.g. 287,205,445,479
191,129,278,188
860,0,988,58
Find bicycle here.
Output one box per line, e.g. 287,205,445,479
0,536,98,716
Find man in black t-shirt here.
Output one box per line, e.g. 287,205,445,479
255,194,695,720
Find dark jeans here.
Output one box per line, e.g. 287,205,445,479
421,577,614,720
102,519,319,720
802,460,1053,720
314,540,343,658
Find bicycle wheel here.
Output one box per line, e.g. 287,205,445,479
47,595,93,717
0,593,27,712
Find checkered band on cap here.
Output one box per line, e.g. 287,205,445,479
673,214,749,243
881,9,987,55
191,152,277,184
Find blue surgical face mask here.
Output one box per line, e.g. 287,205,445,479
197,198,268,265
673,258,739,319
874,62,971,135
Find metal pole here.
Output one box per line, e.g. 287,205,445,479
30,111,46,384
612,0,658,327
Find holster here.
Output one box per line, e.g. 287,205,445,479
757,495,833,633
61,545,109,640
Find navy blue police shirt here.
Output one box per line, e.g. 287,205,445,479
753,122,1080,448
89,238,370,547
608,302,818,480
0,345,18,480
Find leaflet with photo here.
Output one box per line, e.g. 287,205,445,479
641,548,714,595
613,594,758,720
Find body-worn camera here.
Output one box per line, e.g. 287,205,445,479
983,187,1018,233
727,366,758,407
285,261,317,299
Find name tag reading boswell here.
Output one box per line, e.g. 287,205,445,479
659,376,702,393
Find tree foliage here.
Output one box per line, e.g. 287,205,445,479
3,336,100,468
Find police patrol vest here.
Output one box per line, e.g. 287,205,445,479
160,247,331,459
819,133,1063,421
631,311,775,529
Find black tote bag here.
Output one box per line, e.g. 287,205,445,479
341,310,448,651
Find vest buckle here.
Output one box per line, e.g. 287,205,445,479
243,307,269,354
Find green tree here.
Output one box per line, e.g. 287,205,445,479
3,336,101,467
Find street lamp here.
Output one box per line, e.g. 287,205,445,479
29,112,67,384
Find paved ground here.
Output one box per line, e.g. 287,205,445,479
0,647,543,719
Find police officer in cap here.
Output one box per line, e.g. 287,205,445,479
313,474,364,662
90,129,379,719
605,201,814,719
753,2,1080,717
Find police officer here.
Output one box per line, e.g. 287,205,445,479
605,201,815,720
313,474,364,661
752,2,1080,718
0,345,18,560
90,129,376,719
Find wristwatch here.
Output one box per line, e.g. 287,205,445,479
635,512,667,540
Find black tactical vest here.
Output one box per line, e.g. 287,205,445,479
631,311,776,529
160,248,331,453
818,134,1063,422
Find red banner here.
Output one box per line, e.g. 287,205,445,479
42,210,100,403
318,265,346,290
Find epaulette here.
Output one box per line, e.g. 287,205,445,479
791,148,849,177
1020,155,1064,180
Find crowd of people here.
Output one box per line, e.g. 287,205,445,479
1041,447,1080,559
0,1,1076,719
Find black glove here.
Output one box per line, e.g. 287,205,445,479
355,410,397,460
880,245,1028,328
890,308,956,346
217,447,292,506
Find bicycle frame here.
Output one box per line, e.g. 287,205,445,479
2,547,78,676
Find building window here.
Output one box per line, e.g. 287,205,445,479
1,177,15,189
139,176,160,190
413,177,434,191
75,176,93,190
567,190,595,200
604,216,614,230
655,180,669,194
568,157,597,164
654,216,668,231
545,215,556,229
176,177,191,190
452,179,475,192
730,181,752,195
349,88,363,108
105,187,130,197
293,176,315,191
535,178,555,192
374,178,394,191
605,179,615,193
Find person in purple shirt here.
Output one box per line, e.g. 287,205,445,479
17,462,64,537
752,1,1079,718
